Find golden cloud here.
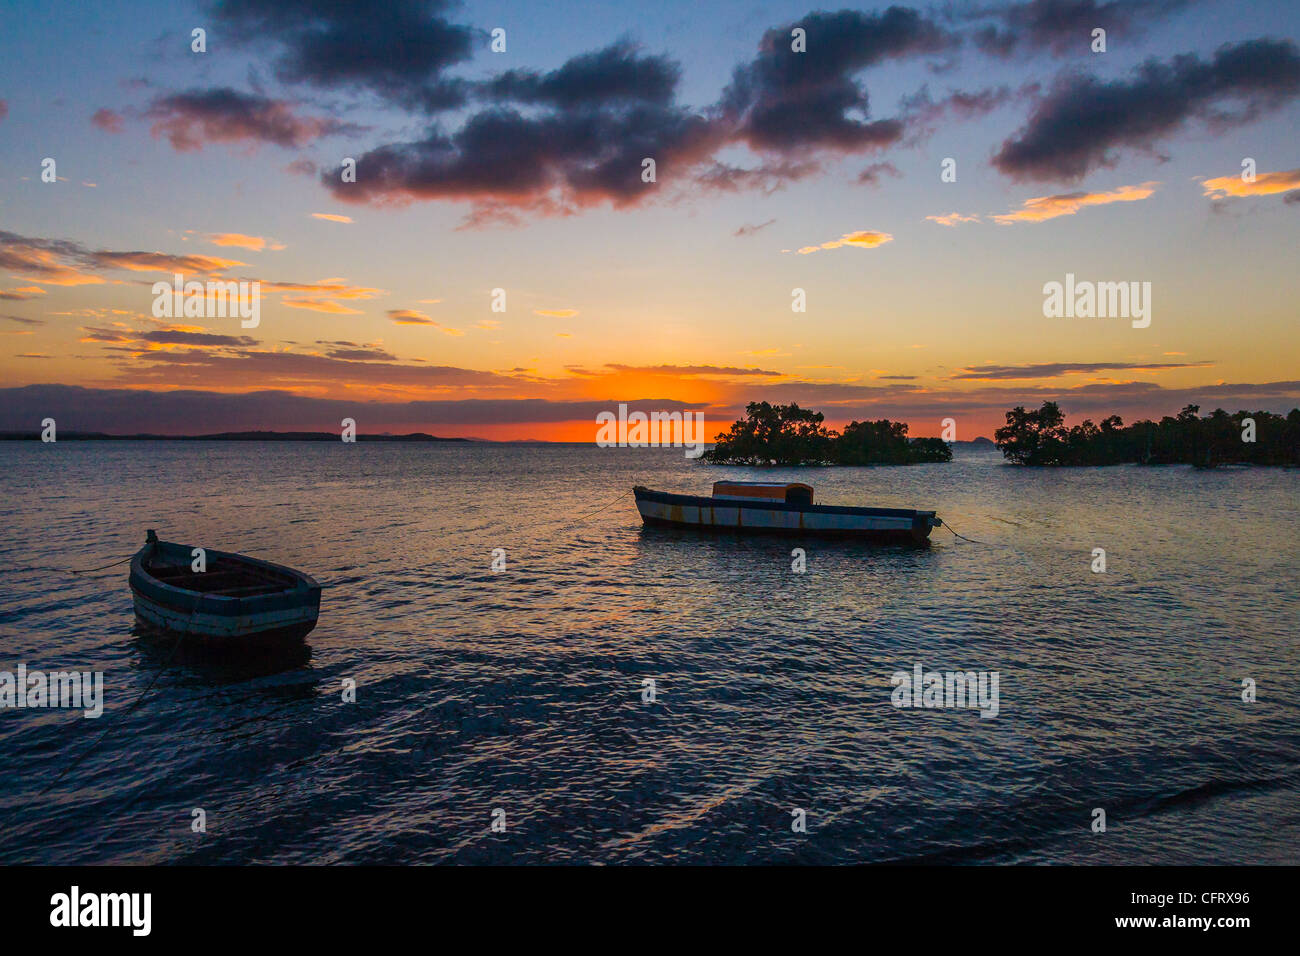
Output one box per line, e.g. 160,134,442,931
209,233,276,251
1201,167,1300,199
991,182,1159,224
282,297,365,315
925,212,981,227
389,309,433,324
796,230,893,254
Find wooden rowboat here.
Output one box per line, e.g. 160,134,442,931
129,530,321,642
633,481,942,544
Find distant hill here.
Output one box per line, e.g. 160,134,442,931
0,430,468,442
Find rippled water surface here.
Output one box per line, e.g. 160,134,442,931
1,441,1297,864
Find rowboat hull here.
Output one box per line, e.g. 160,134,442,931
129,535,321,644
130,591,320,642
634,486,939,543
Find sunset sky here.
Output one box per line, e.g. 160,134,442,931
2,0,1298,440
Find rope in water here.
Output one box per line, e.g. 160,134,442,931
565,490,635,525
502,489,634,535
941,521,991,545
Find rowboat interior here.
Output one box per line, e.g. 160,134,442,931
142,555,297,598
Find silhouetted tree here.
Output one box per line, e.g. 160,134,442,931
993,402,1067,465
703,404,952,465
994,401,1300,466
703,402,836,465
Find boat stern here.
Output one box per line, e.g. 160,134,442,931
912,512,941,541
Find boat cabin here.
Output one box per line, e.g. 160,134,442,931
711,481,814,505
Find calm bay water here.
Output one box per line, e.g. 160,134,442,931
0,441,1297,864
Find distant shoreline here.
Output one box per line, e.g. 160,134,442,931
0,430,472,442
0,432,999,445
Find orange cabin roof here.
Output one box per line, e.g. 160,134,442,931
712,481,814,503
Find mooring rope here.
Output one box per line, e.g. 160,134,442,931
0,553,136,575
941,521,991,545
503,489,634,535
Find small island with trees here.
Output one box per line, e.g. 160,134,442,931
700,400,1300,468
702,402,952,465
994,401,1300,466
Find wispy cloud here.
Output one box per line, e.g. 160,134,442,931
1201,167,1300,200
0,285,48,300
952,360,1212,381
281,298,364,315
389,309,433,324
387,308,463,335
926,211,980,226
208,233,281,251
796,230,893,254
990,182,1158,224
146,88,357,152
91,108,124,133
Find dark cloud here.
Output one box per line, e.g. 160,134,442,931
311,9,989,216
321,41,730,215
0,100,8,121
323,100,720,213
488,40,679,107
101,345,524,392
211,0,475,112
78,327,132,343
952,360,1212,380
603,363,783,377
0,231,92,278
734,219,777,237
323,346,398,361
721,7,952,152
2,314,43,326
0,385,708,433
146,88,358,151
140,330,260,347
966,0,1195,58
900,84,1030,124
994,39,1300,181
79,327,259,348
857,161,901,185
696,158,820,194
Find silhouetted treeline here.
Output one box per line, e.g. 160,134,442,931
703,402,952,465
994,402,1300,466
